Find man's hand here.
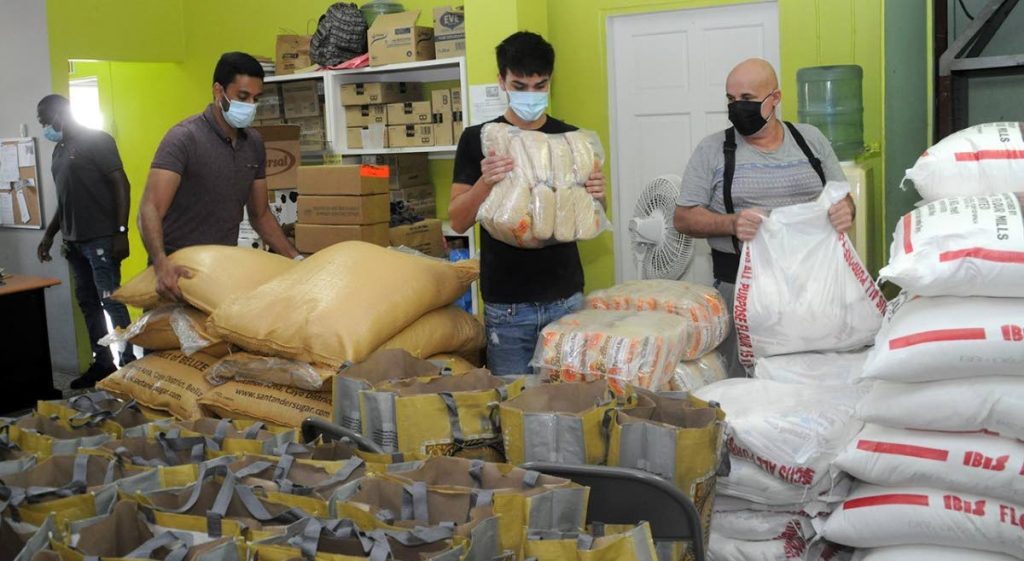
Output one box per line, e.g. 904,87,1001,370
113,232,130,261
733,208,766,242
829,197,854,233
154,259,192,302
37,235,53,263
480,150,514,187
585,164,606,203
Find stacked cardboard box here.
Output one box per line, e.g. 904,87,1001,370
281,81,326,152
241,125,303,250
433,6,465,59
295,164,391,253
341,82,427,149
363,154,436,218
390,218,446,258
368,11,435,67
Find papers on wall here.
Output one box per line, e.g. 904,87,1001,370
14,187,30,223
469,83,508,126
0,144,18,183
17,141,35,167
0,192,14,225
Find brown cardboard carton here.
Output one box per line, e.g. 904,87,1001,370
345,105,388,127
451,87,462,112
388,124,434,147
433,111,454,146
368,11,435,67
253,125,301,190
431,88,452,115
433,6,466,59
346,126,390,149
254,118,286,127
275,35,311,75
297,194,390,225
386,101,433,125
405,199,436,218
296,223,390,253
341,82,424,105
391,183,435,203
257,84,282,120
298,165,390,196
281,80,322,118
361,154,430,187
390,219,445,257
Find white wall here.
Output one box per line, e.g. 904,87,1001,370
0,0,80,374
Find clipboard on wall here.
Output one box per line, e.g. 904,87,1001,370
0,137,43,229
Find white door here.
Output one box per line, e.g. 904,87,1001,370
607,2,780,285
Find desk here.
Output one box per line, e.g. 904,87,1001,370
0,274,63,413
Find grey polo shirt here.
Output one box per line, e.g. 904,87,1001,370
51,128,124,242
151,104,266,254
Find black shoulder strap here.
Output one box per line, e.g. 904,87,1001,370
785,121,826,186
722,127,741,254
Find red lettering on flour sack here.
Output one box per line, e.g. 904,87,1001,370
944,494,987,517
840,234,887,314
964,451,1010,472
1002,324,1024,342
1000,504,1024,528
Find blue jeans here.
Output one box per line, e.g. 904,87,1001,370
64,236,132,368
484,292,585,375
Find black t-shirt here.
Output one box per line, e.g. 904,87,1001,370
51,128,124,242
452,115,585,304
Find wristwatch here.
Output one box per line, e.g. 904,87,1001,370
118,225,127,233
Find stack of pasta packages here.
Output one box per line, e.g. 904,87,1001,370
97,241,486,427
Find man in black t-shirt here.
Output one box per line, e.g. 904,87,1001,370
449,32,606,375
36,94,134,388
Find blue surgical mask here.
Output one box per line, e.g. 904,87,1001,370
508,91,549,122
43,125,63,142
220,95,257,129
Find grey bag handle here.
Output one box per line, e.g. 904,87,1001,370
16,454,92,505
400,481,430,524
124,531,194,561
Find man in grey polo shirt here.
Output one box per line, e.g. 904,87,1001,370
139,51,299,301
674,58,853,377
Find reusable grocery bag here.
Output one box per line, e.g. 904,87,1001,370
228,453,366,501
334,348,443,432
250,517,464,561
152,418,295,456
606,390,727,557
522,523,658,561
0,428,36,477
4,414,113,458
0,515,55,561
360,369,523,458
88,435,212,468
500,380,623,466
382,456,589,554
36,391,163,438
733,181,885,368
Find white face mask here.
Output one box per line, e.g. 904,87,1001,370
220,93,257,128
507,90,549,122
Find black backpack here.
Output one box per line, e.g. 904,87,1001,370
310,3,368,67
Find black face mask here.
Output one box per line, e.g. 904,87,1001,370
728,92,774,136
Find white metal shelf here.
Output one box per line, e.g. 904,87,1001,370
264,58,463,83
342,145,457,156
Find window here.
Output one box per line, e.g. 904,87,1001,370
69,78,104,130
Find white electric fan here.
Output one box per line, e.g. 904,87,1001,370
629,174,695,280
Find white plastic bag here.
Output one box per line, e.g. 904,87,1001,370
734,182,885,367
856,377,1024,441
477,123,609,248
708,531,810,561
819,483,1024,558
754,350,870,386
712,509,814,541
880,193,1024,297
669,352,728,392
835,424,1024,505
206,352,336,391
861,294,1024,382
851,545,1019,561
718,457,852,510
695,379,867,487
905,122,1024,202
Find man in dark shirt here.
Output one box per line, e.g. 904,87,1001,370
36,94,134,388
449,32,606,375
139,52,299,301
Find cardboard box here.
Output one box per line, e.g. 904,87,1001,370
255,118,286,127
433,111,454,146
269,189,299,225
341,82,424,106
286,116,326,152
433,6,466,59
275,35,311,75
346,126,390,149
431,88,452,115
362,154,430,187
405,199,436,218
369,10,435,67
390,219,445,257
296,223,390,253
281,81,322,118
345,105,388,127
254,125,301,190
386,101,433,125
391,183,435,202
298,194,390,225
388,124,434,147
257,84,283,120
298,165,390,196
451,87,462,112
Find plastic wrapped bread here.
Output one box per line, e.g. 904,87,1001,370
572,187,602,239
566,130,598,184
507,134,536,185
532,185,556,240
491,172,535,247
532,309,689,395
481,122,512,156
587,279,731,360
554,188,577,242
520,130,551,185
549,135,575,188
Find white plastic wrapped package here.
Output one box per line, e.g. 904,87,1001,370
734,182,886,367
905,122,1024,202
856,377,1024,441
206,351,336,391
880,193,1024,297
834,424,1024,505
819,483,1024,558
587,279,731,360
851,545,1019,561
695,379,867,487
754,350,870,386
477,123,609,248
533,309,688,394
712,508,814,541
717,457,853,511
99,305,223,355
668,352,728,392
708,530,810,561
861,294,1024,382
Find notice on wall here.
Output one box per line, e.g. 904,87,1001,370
17,141,35,167
469,83,508,126
0,144,18,183
0,192,14,225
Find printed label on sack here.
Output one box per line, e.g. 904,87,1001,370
727,436,815,486
899,193,1024,259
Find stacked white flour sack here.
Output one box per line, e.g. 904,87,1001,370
820,191,1024,561
696,182,886,561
